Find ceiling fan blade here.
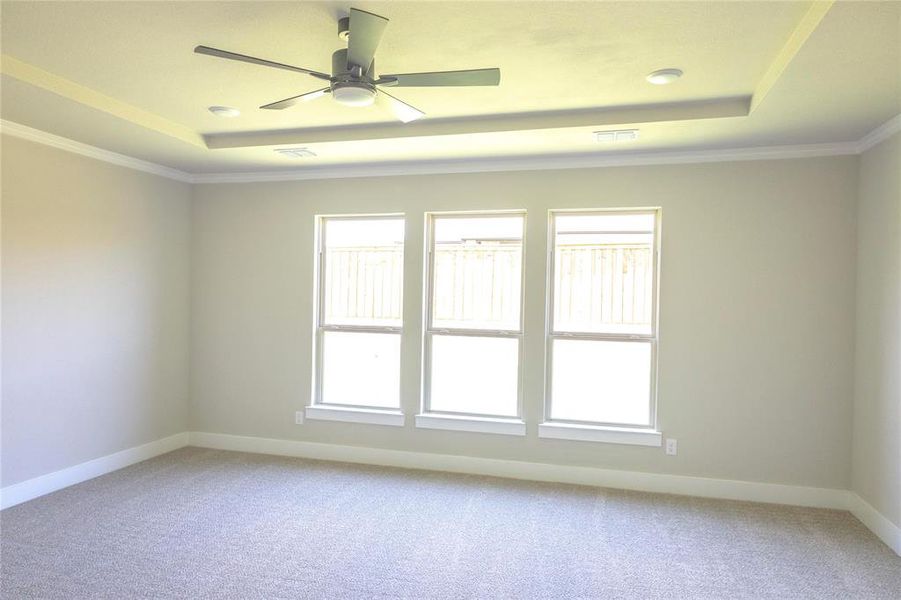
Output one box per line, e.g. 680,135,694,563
260,88,330,110
195,46,331,81
377,68,500,87
346,8,388,73
378,90,424,123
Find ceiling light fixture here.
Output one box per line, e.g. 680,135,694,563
208,105,241,118
331,82,376,107
595,129,640,143
274,148,317,158
646,68,683,85
194,7,501,124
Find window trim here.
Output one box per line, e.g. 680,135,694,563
420,210,528,420
415,413,526,436
311,213,405,412
306,404,405,427
543,208,661,431
537,422,661,446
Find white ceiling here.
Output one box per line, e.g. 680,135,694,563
1,1,899,174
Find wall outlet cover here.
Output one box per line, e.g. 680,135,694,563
665,438,678,456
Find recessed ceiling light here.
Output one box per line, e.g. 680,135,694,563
646,68,683,85
275,148,317,158
208,105,241,118
595,129,640,143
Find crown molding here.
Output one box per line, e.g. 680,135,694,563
191,141,860,184
3,115,898,185
0,119,193,183
856,114,901,153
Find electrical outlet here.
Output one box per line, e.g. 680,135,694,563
295,411,304,425
665,438,677,456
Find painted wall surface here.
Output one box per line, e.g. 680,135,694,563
1,134,191,486
853,132,901,527
191,156,858,489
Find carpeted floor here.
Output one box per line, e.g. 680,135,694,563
1,447,899,599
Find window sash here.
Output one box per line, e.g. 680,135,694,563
425,211,526,335
314,214,404,409
423,211,526,418
422,331,523,419
317,214,405,329
544,335,657,428
545,209,660,429
549,208,658,338
314,329,402,410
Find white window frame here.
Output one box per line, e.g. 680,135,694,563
419,210,527,428
309,214,405,421
543,208,661,433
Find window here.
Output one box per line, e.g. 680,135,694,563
545,210,659,429
313,215,404,411
422,212,525,421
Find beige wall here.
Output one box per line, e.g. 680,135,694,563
191,156,858,489
4,131,884,502
853,132,901,527
1,134,191,487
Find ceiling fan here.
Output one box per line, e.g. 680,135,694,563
195,8,501,123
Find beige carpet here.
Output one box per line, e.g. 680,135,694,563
1,447,899,599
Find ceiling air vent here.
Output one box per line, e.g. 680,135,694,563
594,129,640,143
275,148,317,158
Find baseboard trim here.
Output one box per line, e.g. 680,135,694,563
0,432,189,510
187,431,850,510
849,494,901,556
5,431,895,557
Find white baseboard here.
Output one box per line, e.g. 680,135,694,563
849,493,901,556
0,432,189,510
187,431,850,510
5,430,896,557
194,431,901,555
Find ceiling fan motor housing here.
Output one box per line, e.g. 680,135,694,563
331,48,373,78
331,49,376,106
330,48,377,106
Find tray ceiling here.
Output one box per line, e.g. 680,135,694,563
1,1,898,174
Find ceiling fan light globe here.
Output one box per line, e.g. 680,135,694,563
332,83,377,107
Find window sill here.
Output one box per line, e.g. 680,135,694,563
305,405,405,427
538,422,662,447
415,413,526,436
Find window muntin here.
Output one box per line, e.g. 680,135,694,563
424,212,525,418
547,210,659,428
315,215,404,409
